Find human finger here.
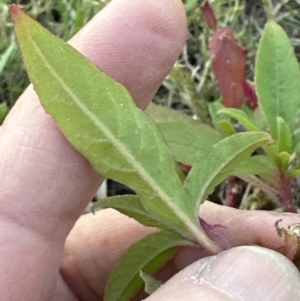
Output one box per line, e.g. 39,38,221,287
59,203,300,299
147,246,300,300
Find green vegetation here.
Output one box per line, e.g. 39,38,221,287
11,2,300,300
2,1,300,112
0,0,110,108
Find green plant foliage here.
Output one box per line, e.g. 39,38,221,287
292,129,300,154
11,5,204,241
0,103,8,125
184,132,272,208
277,151,291,171
218,120,236,136
139,270,162,295
218,108,260,132
12,4,298,299
276,117,292,154
233,155,278,183
184,0,199,13
256,21,300,141
92,195,174,230
104,231,191,301
208,100,226,130
146,103,221,165
0,41,15,75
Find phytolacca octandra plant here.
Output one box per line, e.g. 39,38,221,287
10,4,272,301
149,21,300,212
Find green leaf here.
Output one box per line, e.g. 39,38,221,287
0,103,9,125
184,0,199,13
276,117,292,153
208,99,228,134
256,22,300,139
218,108,260,131
0,41,15,75
233,155,278,182
139,270,162,295
146,103,221,165
251,105,268,130
104,231,191,301
292,128,300,153
184,132,272,208
11,6,200,241
218,120,236,136
92,195,172,230
287,169,300,176
277,151,291,171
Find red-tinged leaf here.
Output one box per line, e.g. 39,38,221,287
209,27,247,108
242,80,258,110
201,1,217,29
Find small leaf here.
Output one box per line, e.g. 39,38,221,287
201,1,217,29
278,151,291,171
139,270,162,295
0,41,15,75
234,155,278,183
146,103,221,165
11,6,200,241
218,120,236,136
276,117,292,153
208,99,228,133
184,132,272,208
0,103,9,125
242,80,258,110
92,195,172,230
218,108,260,131
251,105,268,130
292,128,300,154
104,231,191,301
256,22,300,139
209,27,247,108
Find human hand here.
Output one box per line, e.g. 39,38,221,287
1,0,300,300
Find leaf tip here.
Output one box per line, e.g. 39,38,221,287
9,4,23,22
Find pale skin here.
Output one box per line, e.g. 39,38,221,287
1,0,300,300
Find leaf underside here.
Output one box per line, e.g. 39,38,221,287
92,195,174,230
11,5,200,240
184,131,272,208
104,231,191,301
139,270,162,295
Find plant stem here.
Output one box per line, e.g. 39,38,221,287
237,175,281,206
261,0,274,21
239,182,253,209
192,223,222,254
278,171,296,212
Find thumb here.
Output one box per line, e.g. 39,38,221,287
147,246,300,300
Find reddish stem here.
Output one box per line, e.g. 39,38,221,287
278,171,296,212
224,176,241,207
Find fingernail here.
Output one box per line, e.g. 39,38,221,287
147,246,300,300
